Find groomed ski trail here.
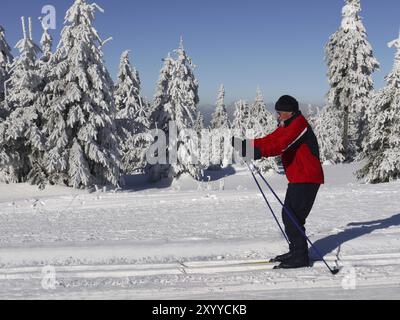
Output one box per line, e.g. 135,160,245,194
2,252,400,280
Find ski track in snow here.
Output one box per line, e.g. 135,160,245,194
0,163,399,299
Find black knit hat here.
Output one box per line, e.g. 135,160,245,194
275,95,299,112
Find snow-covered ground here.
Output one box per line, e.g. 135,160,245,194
0,163,399,299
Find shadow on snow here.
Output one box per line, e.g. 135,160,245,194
121,166,238,192
311,213,400,261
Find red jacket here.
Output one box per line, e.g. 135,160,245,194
253,113,324,184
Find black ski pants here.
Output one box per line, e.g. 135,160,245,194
282,183,320,253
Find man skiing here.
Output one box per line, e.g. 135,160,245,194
232,95,324,269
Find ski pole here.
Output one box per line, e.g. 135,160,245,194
253,164,340,275
245,162,290,245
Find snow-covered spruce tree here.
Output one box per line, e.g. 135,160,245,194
42,0,120,189
26,22,55,187
146,53,175,181
0,25,14,119
38,23,54,92
248,88,279,172
167,39,202,180
231,99,252,165
115,50,151,175
325,0,379,161
232,99,250,139
247,88,276,137
150,53,174,132
306,104,316,120
40,24,53,63
147,39,202,181
194,110,212,168
166,39,199,130
210,85,230,130
312,106,345,164
356,33,400,183
0,24,17,181
0,17,46,185
209,84,231,170
194,111,204,135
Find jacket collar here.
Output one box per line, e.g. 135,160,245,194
283,111,302,127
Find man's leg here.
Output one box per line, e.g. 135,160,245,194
270,184,301,262
279,183,320,268
282,186,298,252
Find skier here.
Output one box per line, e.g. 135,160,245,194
232,95,324,269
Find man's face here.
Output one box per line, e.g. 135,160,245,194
277,111,294,122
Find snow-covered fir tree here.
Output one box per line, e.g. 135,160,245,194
150,53,174,132
40,23,53,63
247,88,275,137
248,88,279,172
312,106,345,164
306,104,316,120
0,25,14,119
166,39,199,130
357,32,400,183
146,53,175,181
194,111,204,135
231,99,253,166
37,23,54,130
37,22,54,92
194,110,212,169
42,0,120,189
147,39,202,181
210,85,230,130
325,0,379,161
167,39,202,180
209,84,231,170
232,99,250,139
115,50,151,175
0,17,46,185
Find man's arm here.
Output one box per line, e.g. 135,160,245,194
253,116,308,157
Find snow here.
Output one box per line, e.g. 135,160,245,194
0,162,399,299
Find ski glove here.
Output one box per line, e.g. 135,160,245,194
231,137,263,161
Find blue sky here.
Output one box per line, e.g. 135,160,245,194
1,0,400,108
